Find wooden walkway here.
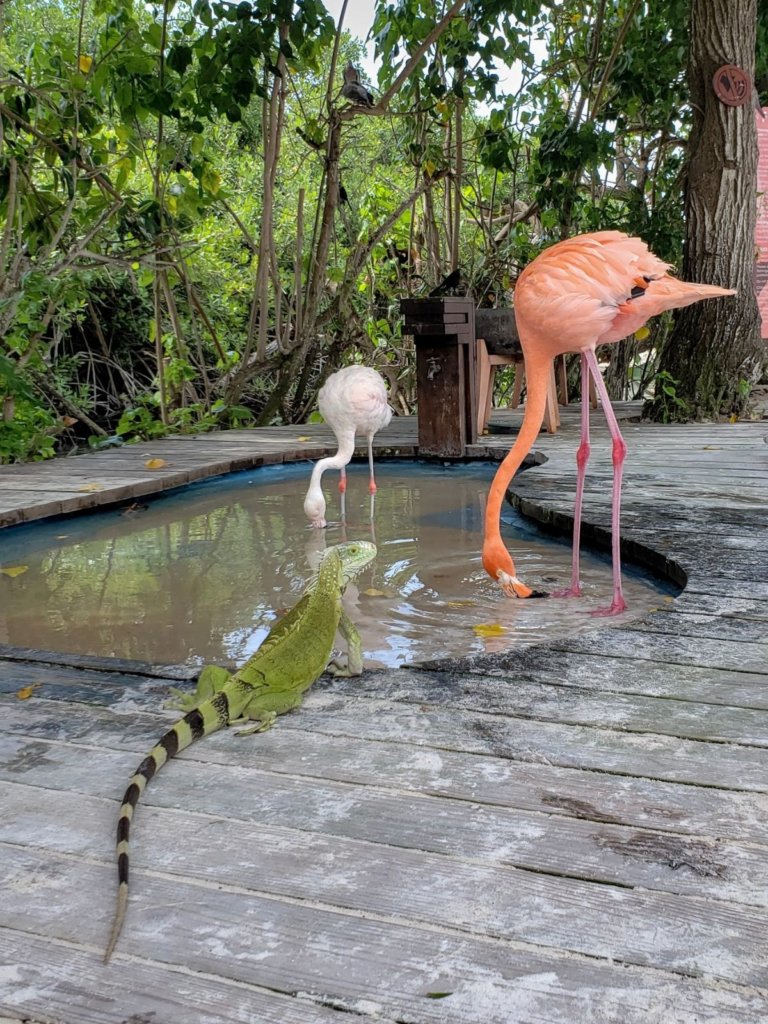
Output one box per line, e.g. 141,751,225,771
1,404,768,1024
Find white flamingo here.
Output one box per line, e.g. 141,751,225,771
304,365,393,528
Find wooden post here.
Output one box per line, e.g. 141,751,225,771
401,298,476,457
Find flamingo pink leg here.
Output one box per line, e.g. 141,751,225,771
583,347,627,617
553,352,591,598
338,466,347,522
367,437,377,495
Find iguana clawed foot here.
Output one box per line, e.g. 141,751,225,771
164,686,200,712
232,710,277,735
326,659,362,678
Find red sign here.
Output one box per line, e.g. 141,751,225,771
713,65,751,107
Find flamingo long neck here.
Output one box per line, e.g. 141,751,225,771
485,350,551,542
308,433,356,492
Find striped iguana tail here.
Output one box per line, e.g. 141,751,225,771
103,539,376,963
103,690,233,963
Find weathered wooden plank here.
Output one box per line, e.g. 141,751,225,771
6,700,768,845
8,678,768,794
275,695,768,792
684,575,768,601
631,609,768,645
0,659,183,704
4,648,767,747
0,645,195,680
4,926,764,1024
550,628,768,675
416,643,768,709
4,844,768,995
663,592,768,619
5,744,768,908
0,928,373,1024
336,668,768,746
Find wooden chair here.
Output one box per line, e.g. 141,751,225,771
474,308,559,435
476,338,560,435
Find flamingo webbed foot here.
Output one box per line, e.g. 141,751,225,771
590,596,628,617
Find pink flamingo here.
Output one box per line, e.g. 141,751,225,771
482,230,735,615
304,365,393,528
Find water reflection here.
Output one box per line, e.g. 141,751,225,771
0,461,673,667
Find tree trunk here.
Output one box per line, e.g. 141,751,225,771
650,0,765,420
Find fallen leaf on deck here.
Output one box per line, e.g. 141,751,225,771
425,992,453,999
662,595,674,603
296,435,312,442
77,483,103,492
473,622,506,638
16,683,41,700
1,565,28,578
362,587,389,597
144,458,167,469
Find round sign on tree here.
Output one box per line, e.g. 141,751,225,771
712,64,751,107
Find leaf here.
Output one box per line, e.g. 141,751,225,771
728,414,739,423
473,622,506,638
425,992,453,999
78,483,103,492
144,458,167,469
1,565,28,578
634,326,650,341
296,435,312,442
78,54,93,74
362,587,389,597
16,683,41,700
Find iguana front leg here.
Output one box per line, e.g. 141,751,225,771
165,665,231,711
327,608,364,678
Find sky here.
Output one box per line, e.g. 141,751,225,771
323,0,379,77
321,0,525,103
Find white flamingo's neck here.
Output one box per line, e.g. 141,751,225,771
304,432,356,525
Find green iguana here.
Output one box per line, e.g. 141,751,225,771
104,539,376,963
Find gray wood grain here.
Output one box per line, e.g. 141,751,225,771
2,408,768,1023
6,699,768,845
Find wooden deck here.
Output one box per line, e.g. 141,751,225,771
1,403,768,1023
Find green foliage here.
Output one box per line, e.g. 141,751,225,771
0,0,717,457
0,400,57,462
650,370,691,423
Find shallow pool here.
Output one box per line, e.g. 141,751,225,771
0,461,675,668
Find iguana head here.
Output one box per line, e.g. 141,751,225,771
317,540,377,589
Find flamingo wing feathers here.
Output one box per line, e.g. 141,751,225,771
318,366,392,435
514,232,673,356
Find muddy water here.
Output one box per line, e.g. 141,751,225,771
0,461,674,668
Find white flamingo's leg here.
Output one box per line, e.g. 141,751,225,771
367,436,377,495
554,352,590,598
338,465,347,522
583,347,627,616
